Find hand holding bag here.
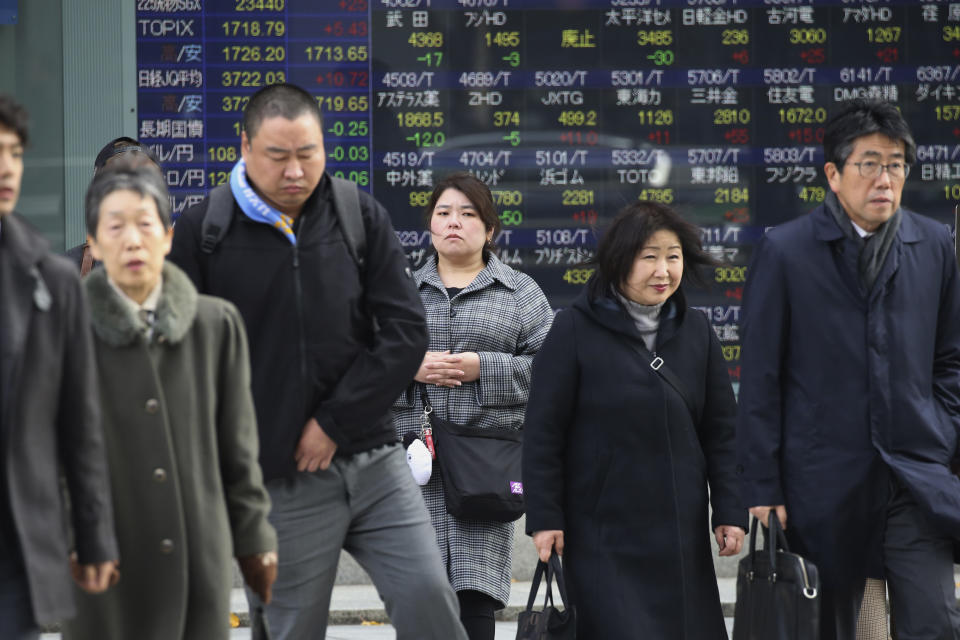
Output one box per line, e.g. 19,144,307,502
516,552,576,640
419,384,525,522
733,512,820,640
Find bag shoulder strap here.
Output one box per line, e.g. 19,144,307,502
619,335,698,421
329,174,366,272
200,183,235,255
199,177,367,270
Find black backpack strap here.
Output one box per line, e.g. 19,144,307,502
200,184,235,255
329,175,366,271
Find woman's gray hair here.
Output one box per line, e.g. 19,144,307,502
84,157,171,237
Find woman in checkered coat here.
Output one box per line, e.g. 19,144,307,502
392,173,553,640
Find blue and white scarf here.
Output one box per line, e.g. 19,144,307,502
229,158,296,245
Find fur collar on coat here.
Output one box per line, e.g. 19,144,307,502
84,261,197,347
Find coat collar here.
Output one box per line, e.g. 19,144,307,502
573,285,686,349
84,261,198,347
812,201,923,244
415,252,518,295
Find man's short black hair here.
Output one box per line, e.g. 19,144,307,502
824,99,917,168
242,83,323,140
0,94,29,147
94,137,161,173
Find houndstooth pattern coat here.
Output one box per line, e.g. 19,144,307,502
392,253,553,607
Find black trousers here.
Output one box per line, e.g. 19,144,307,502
0,554,38,640
822,478,960,640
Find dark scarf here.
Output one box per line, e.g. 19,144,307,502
824,190,901,292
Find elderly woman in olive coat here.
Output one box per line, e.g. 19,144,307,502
62,161,277,640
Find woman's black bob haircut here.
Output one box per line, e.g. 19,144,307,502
587,200,715,300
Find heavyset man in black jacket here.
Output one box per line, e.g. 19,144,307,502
169,83,467,640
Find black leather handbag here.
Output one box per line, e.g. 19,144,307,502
516,553,576,640
419,385,525,522
733,513,821,640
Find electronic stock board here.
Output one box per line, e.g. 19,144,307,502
136,0,958,386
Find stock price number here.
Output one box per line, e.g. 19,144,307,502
721,29,749,45
779,108,827,124
563,268,595,285
327,120,369,137
714,109,750,125
799,186,826,203
492,190,523,207
637,110,673,126
208,146,238,162
235,0,284,10
789,28,826,44
637,188,673,203
557,110,597,127
221,45,285,62
221,70,286,87
331,169,369,186
209,171,230,187
714,188,749,204
317,95,369,112
561,190,595,206
305,45,368,62
485,31,520,47
867,27,901,43
935,105,960,121
221,20,284,36
636,30,672,46
221,96,250,112
493,111,520,127
405,132,446,148
721,345,741,362
327,145,370,162
715,266,747,283
396,111,444,128
410,191,431,207
499,210,523,226
408,32,443,47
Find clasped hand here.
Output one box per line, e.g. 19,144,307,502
415,350,480,387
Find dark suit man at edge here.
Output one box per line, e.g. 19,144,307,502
738,98,960,639
0,95,118,639
168,83,467,640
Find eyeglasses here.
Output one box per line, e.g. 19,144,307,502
847,160,910,180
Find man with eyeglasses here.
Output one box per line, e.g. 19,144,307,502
738,98,960,639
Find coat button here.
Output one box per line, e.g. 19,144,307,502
160,539,174,554
450,308,457,318
153,468,167,483
145,398,160,414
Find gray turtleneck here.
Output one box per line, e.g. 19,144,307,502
616,291,664,352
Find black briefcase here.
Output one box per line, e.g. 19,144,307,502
733,513,820,640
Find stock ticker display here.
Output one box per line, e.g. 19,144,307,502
136,0,958,385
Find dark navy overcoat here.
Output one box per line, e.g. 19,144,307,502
737,204,960,590
524,288,746,639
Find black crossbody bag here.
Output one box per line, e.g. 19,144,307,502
418,384,525,522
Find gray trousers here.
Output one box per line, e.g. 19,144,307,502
246,443,467,640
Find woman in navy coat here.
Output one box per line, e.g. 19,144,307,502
523,202,747,639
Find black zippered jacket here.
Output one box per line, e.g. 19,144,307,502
169,175,428,481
